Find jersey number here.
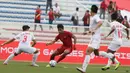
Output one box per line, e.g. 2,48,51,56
22,35,27,42
118,29,122,38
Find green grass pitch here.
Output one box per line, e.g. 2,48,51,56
0,61,129,73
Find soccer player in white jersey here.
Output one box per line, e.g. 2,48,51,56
101,12,129,70
76,5,116,73
0,25,40,67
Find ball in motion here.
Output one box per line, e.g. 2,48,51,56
49,60,57,67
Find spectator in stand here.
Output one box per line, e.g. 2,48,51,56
48,8,54,30
122,16,130,28
46,0,52,14
34,5,43,31
72,7,79,32
53,3,62,18
112,2,118,12
82,10,90,32
100,0,107,19
107,1,113,22
116,10,124,23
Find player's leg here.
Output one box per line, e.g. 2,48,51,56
57,47,72,63
3,48,21,65
76,47,94,73
102,43,121,70
50,48,64,61
22,47,40,67
77,38,100,73
46,46,64,67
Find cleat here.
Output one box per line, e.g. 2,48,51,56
76,67,86,73
101,66,110,71
31,63,39,67
46,64,51,67
115,62,120,70
3,63,8,65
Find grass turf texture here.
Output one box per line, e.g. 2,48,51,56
0,61,129,73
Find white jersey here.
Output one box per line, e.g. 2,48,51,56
89,14,101,39
110,21,127,44
88,14,101,49
14,31,35,47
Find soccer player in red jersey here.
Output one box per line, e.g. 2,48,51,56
46,24,77,67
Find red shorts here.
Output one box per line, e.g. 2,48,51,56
56,45,72,54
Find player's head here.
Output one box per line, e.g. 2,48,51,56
91,5,98,16
22,25,30,31
37,5,40,8
57,24,64,33
76,7,79,11
111,11,118,21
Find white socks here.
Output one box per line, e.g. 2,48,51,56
32,52,40,64
4,53,15,64
106,59,112,67
99,51,109,58
114,58,119,64
82,55,90,72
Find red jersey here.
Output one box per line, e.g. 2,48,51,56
100,1,107,10
83,13,90,25
35,8,41,20
48,11,54,20
55,31,73,47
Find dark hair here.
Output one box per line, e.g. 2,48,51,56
91,5,98,13
110,1,113,4
22,25,30,31
124,16,127,19
76,7,79,11
38,5,40,8
57,24,64,29
86,10,89,12
111,11,118,20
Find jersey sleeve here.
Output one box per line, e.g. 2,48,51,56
95,15,101,23
31,33,35,40
121,23,127,29
110,23,115,29
55,35,59,41
14,33,22,39
67,31,73,37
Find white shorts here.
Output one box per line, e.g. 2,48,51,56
88,38,100,49
14,46,37,54
108,43,121,51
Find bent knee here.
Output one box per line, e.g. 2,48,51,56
34,49,39,54
14,53,19,56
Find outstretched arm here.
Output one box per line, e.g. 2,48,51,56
46,39,57,46
72,34,77,50
105,29,115,38
1,38,15,46
32,39,36,47
125,28,129,39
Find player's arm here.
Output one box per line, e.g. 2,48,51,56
94,21,102,32
1,38,15,46
32,39,36,47
125,28,129,39
105,29,115,38
72,34,77,50
46,39,57,46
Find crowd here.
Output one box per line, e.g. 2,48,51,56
34,0,130,31
100,0,130,28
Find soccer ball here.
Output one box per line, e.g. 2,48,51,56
49,60,57,67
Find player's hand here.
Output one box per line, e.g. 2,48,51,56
83,32,87,35
103,36,107,40
0,43,4,46
46,43,50,46
83,31,91,35
73,45,76,50
127,36,130,40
